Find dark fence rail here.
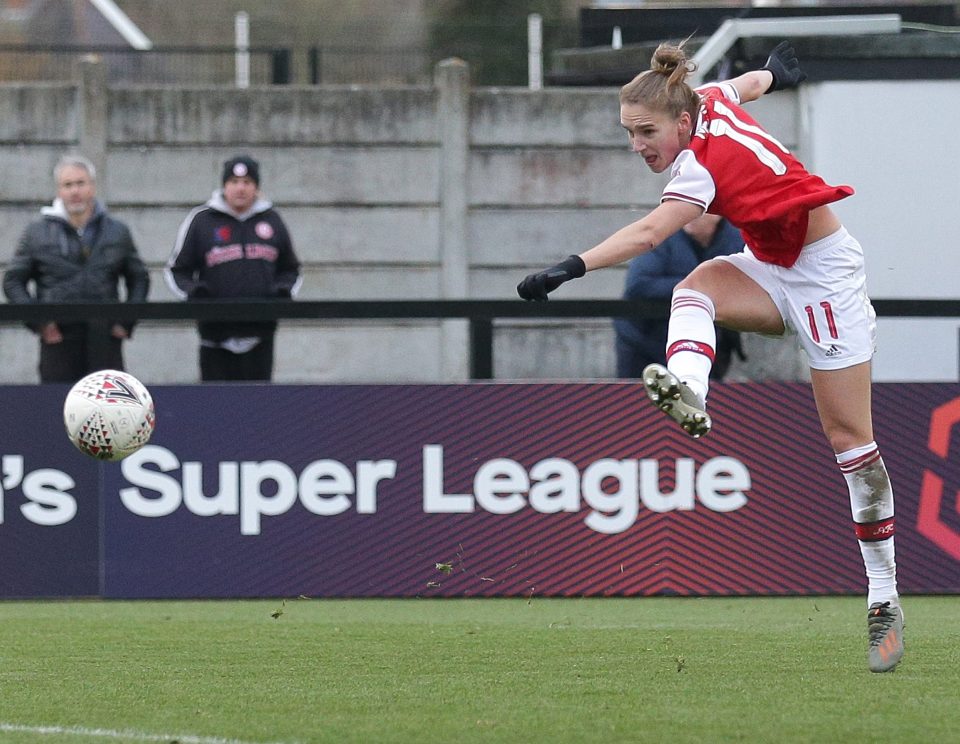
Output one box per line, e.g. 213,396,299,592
2,298,957,379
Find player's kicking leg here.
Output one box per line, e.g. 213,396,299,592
641,288,718,439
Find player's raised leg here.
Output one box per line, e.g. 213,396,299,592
642,288,716,437
643,259,781,439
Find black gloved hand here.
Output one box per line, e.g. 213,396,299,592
762,41,807,93
516,255,586,301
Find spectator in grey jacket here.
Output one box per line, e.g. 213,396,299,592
3,154,150,382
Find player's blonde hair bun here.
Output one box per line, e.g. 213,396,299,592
620,41,700,121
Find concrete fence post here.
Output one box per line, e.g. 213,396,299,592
435,58,471,380
78,56,108,196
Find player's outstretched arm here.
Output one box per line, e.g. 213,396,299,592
724,41,807,104
517,199,702,301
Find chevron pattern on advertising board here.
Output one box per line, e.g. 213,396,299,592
1,383,958,598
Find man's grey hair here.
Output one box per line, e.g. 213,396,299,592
53,154,97,183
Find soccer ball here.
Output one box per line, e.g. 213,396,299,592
63,370,156,461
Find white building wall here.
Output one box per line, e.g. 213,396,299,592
804,81,960,381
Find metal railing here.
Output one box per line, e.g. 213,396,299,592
0,44,293,85
306,46,430,85
2,298,957,380
690,14,902,85
0,44,440,85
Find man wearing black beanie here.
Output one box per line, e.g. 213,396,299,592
165,154,302,381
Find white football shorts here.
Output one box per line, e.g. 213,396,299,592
716,227,877,370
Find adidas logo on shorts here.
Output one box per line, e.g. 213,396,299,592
825,344,841,357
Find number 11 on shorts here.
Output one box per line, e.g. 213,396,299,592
805,301,838,343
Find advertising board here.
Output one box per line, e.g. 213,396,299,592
2,383,958,598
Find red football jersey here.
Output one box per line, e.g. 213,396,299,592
661,84,854,268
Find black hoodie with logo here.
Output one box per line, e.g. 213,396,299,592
165,191,302,344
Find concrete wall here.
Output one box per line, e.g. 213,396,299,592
0,59,952,385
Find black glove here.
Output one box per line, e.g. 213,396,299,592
762,41,806,93
516,255,586,301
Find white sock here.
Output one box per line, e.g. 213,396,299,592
837,442,899,608
666,288,716,401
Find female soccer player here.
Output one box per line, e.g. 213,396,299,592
517,42,903,673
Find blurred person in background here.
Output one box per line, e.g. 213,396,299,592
166,154,301,382
614,213,744,379
3,154,150,383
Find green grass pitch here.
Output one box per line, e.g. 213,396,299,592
0,596,958,743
